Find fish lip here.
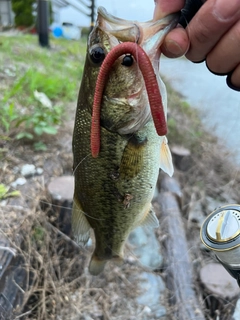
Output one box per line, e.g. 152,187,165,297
97,6,142,43
103,88,144,105
97,6,180,27
97,7,180,48
102,90,143,104
127,89,142,102
140,13,180,58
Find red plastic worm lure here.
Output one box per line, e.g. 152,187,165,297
91,41,167,158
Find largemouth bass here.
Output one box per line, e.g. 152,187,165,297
72,7,178,275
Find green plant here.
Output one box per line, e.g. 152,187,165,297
16,104,63,138
12,0,35,27
0,34,86,149
31,225,46,246
0,184,20,200
1,66,69,147
1,103,19,132
33,141,47,151
3,68,76,103
1,98,64,148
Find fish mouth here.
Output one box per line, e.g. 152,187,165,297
104,87,145,108
127,89,142,101
97,6,180,58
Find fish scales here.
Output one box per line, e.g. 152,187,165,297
72,7,177,275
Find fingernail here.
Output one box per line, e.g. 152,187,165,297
226,71,240,91
163,40,184,57
214,0,240,21
205,60,229,76
192,59,205,64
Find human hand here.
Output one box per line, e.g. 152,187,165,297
154,0,240,91
153,0,189,58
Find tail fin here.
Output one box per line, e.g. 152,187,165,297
89,255,107,276
112,256,124,267
88,254,124,275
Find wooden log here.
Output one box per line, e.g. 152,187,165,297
156,175,205,320
199,263,239,320
157,174,183,209
171,145,192,171
47,176,74,236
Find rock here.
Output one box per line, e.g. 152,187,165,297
11,177,27,188
13,166,19,174
36,167,43,175
200,263,239,319
4,68,16,77
128,226,163,270
21,164,36,177
47,176,74,201
47,176,74,236
200,263,239,298
136,272,167,319
171,145,192,171
34,90,52,108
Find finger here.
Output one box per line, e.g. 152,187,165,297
186,0,240,62
227,65,240,90
153,0,185,20
161,26,190,58
206,20,240,74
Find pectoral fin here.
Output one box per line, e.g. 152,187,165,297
119,134,147,179
160,136,174,177
72,198,91,246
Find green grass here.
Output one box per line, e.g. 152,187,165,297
0,34,86,148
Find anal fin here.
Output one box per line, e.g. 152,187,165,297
138,205,159,228
72,198,91,246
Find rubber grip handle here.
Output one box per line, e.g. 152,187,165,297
179,0,204,28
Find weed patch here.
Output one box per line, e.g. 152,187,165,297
0,34,86,149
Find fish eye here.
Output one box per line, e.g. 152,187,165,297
89,46,105,64
122,55,134,67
